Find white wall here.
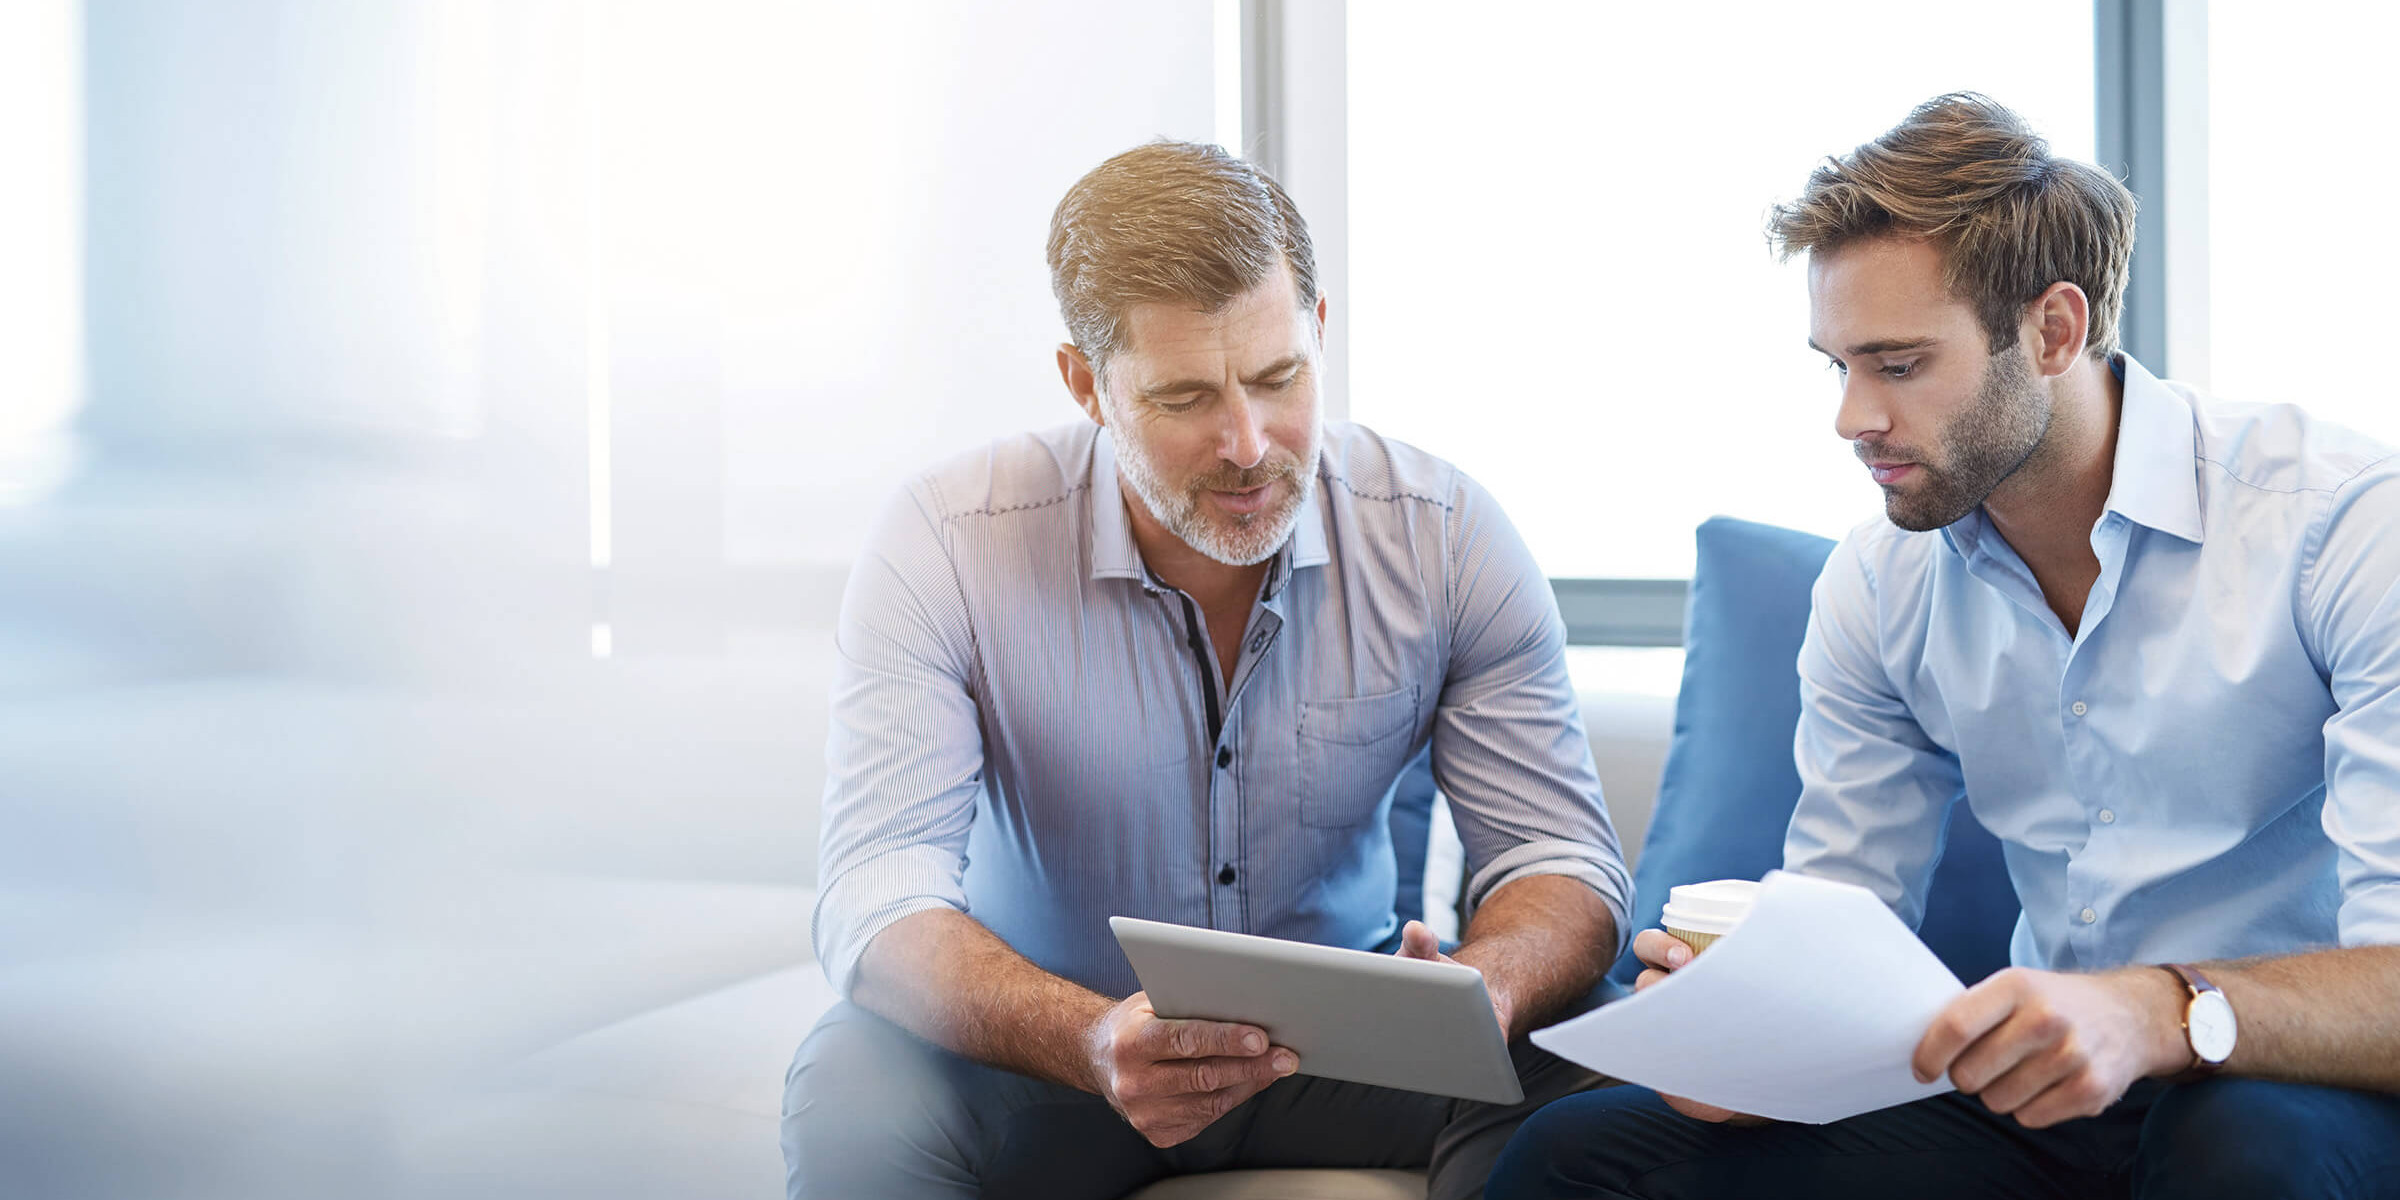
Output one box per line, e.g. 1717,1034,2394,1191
1,4,1221,1195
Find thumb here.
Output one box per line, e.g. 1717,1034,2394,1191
1397,920,1445,961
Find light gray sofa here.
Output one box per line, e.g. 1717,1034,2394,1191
1,449,1673,1199
1,565,1667,1200
404,681,1672,1200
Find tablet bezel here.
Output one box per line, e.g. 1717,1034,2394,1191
1109,915,1524,1105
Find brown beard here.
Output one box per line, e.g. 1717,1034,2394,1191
1874,347,2050,533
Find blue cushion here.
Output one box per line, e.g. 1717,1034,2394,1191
1608,517,2017,987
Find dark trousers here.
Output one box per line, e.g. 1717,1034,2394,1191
782,1001,1606,1200
1487,1077,2400,1199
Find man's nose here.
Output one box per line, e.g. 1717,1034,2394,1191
1833,374,1890,444
1219,393,1269,471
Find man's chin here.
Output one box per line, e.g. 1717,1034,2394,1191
1183,506,1297,567
1171,457,1318,566
1190,529,1283,567
1882,490,1973,533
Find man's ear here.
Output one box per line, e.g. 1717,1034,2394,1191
2025,282,2091,377
1057,343,1106,426
1313,292,1329,345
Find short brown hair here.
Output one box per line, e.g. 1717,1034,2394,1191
1768,93,2137,360
1046,140,1318,380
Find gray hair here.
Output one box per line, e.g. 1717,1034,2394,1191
1046,140,1319,381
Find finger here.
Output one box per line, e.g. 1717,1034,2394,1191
1634,967,1670,993
1633,929,1691,970
1161,1049,1298,1097
1913,971,2024,1084
1146,1075,1281,1148
2009,1068,2121,1130
1198,1074,1279,1126
1397,920,1443,961
1660,1092,1744,1123
1141,1015,1269,1061
1969,1035,2076,1115
1949,1004,2068,1097
1138,1092,1234,1150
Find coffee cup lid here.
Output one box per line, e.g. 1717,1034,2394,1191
1660,878,1760,937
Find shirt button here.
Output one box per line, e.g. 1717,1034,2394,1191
2071,701,2088,717
1216,747,1232,769
1217,864,1237,886
2098,809,2116,824
2080,907,2098,924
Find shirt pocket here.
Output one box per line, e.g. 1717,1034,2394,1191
1297,686,1421,828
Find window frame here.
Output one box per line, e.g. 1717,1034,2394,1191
1269,0,2188,647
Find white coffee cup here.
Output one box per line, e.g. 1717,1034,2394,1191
1659,878,1761,957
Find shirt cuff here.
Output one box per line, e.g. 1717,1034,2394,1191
1465,838,1635,964
812,843,971,996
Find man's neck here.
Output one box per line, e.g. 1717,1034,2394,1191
1981,354,2124,624
1118,478,1272,613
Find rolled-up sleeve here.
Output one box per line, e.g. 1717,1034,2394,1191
1429,471,1633,960
1783,533,1965,932
2301,462,2400,948
811,483,987,996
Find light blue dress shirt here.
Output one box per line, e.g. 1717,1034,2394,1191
1788,355,2400,971
813,420,1631,998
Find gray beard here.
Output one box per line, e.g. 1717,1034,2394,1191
1112,423,1320,567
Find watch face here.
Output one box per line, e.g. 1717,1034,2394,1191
2189,991,2238,1063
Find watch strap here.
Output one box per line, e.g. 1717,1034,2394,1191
2159,962,2227,1079
2164,962,2219,998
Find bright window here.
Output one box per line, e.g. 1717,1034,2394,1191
2205,3,2400,438
0,0,80,505
1348,2,2096,578
575,1,1221,571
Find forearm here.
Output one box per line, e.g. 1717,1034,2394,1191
2179,944,2400,1090
1451,873,1617,1039
850,907,1115,1092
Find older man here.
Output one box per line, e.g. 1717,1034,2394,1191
779,141,1630,1199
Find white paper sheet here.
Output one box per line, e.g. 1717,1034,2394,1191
1531,871,1965,1124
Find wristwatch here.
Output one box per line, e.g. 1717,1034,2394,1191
2159,963,2237,1077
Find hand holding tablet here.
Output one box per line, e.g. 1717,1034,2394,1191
1084,985,1300,1147
1111,916,1524,1106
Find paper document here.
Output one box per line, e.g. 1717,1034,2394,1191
1532,871,1965,1124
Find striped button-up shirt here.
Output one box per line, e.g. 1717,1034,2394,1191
813,419,1630,998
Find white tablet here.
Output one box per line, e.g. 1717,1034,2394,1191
1109,916,1523,1105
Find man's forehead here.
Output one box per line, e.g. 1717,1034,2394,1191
1809,237,1949,298
1807,237,1971,348
1118,282,1313,378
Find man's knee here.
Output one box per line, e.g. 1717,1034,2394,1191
781,1002,976,1200
2135,1078,2400,1200
1488,1086,1690,1200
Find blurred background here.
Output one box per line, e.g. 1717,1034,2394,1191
1,1,2388,1196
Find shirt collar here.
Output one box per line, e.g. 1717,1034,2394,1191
1938,352,2203,559
1262,477,1330,601
1088,428,1149,585
1086,426,1331,596
2101,353,2205,544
